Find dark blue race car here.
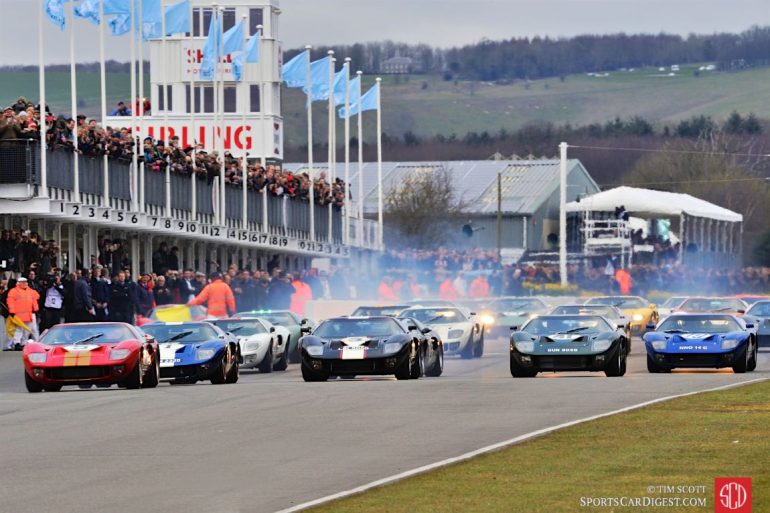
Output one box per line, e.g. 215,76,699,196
644,314,758,373
142,322,240,384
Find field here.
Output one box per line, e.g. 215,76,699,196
307,379,770,513
3,64,770,144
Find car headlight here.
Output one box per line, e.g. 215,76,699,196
384,342,404,354
28,353,47,363
447,329,465,339
651,340,667,351
632,314,645,322
721,339,740,350
109,349,131,360
196,349,216,360
245,341,260,352
479,314,495,325
592,339,612,352
305,345,324,356
514,341,534,353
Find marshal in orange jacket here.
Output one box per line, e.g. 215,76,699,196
189,279,235,318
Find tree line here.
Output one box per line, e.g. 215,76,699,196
288,25,770,80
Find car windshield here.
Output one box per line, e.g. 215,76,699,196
40,324,135,345
587,297,647,309
236,311,297,326
489,299,545,312
352,306,408,316
657,315,740,334
746,301,770,317
739,296,769,306
150,305,206,322
314,318,404,338
551,305,617,318
142,323,219,344
522,316,611,335
210,320,266,336
661,297,687,308
679,298,745,313
406,308,467,325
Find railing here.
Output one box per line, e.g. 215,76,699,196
2,141,352,245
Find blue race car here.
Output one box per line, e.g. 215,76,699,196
644,314,758,373
141,322,240,384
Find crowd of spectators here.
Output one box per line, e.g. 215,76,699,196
0,97,345,207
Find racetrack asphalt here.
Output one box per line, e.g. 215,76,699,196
0,339,767,513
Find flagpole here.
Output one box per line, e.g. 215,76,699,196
128,0,139,212
69,2,80,203
160,0,172,218
99,0,109,206
356,70,363,246
138,0,146,213
37,3,47,197
210,2,220,226
306,45,315,242
376,77,383,249
240,14,248,231
343,58,350,245
327,50,334,244
217,5,225,227
257,25,267,232
190,0,198,222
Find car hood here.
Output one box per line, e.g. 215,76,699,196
431,323,471,339
646,332,747,353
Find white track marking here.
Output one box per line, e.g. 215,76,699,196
273,377,768,513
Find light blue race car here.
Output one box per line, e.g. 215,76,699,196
643,314,758,373
141,322,240,384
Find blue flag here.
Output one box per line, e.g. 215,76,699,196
143,0,190,38
232,53,243,82
44,0,67,30
245,33,260,63
337,76,362,119
222,20,244,55
103,0,130,15
73,0,100,25
200,13,220,81
281,50,309,88
332,66,348,106
344,82,379,118
109,13,131,35
303,56,333,102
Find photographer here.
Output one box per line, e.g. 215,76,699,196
41,273,65,330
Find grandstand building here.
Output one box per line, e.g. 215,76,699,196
0,0,379,277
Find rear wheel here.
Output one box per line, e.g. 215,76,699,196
25,372,44,393
258,342,274,374
510,355,538,378
301,362,329,382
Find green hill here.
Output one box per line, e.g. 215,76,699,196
2,64,769,145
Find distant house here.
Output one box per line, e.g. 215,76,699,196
381,56,414,74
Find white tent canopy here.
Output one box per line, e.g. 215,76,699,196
566,186,742,223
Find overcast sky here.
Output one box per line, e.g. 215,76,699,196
1,0,767,65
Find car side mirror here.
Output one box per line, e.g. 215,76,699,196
470,312,477,316
270,327,276,333
421,327,431,334
745,323,754,329
408,324,418,331
300,326,312,334
646,323,656,330
738,309,746,315
510,326,518,331
616,324,625,330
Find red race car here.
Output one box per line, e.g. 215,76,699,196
23,322,160,393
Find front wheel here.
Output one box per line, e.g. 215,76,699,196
732,345,750,374
225,356,240,383
123,357,144,389
25,372,44,393
141,357,160,388
604,345,626,377
301,362,329,382
459,335,475,359
210,353,228,384
510,355,538,378
273,342,289,372
258,343,274,374
473,334,485,358
425,344,444,377
747,341,758,372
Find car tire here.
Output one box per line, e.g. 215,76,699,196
510,355,538,378
460,335,475,359
210,353,228,384
604,345,626,377
473,334,485,358
273,340,289,372
747,340,758,372
258,342,274,374
123,357,144,389
732,345,749,374
301,362,329,382
225,354,240,383
141,356,160,389
409,344,422,379
425,343,444,377
646,355,670,373
395,347,414,380
25,372,44,393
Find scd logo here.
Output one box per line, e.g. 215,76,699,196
715,478,751,513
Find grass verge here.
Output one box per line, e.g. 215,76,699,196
307,379,770,513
